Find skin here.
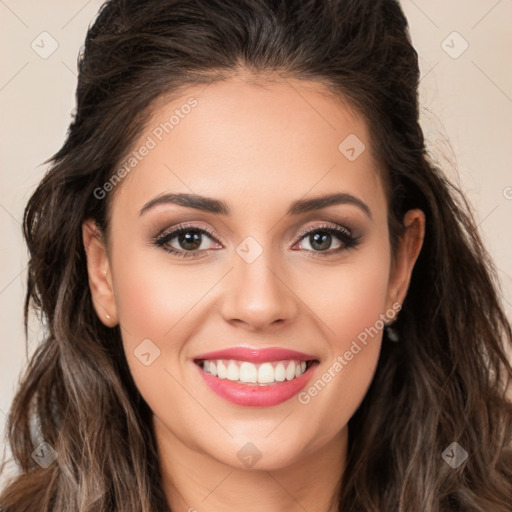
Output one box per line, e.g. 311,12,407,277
83,74,425,512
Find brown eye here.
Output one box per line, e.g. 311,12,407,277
154,224,221,258
294,224,360,257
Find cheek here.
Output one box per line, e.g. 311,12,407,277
109,245,209,410
299,241,391,346
293,238,391,423
110,242,214,340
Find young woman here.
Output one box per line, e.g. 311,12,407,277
1,0,511,510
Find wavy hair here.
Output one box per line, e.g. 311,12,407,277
1,0,512,510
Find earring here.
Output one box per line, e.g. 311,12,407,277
105,313,111,320
385,325,400,342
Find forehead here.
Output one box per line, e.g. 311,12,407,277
110,76,386,222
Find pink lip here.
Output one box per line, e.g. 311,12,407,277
194,346,317,363
195,361,319,407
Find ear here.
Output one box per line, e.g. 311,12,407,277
385,209,425,311
82,219,118,327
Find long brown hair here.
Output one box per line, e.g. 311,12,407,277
1,0,511,510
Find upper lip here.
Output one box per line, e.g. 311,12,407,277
194,346,318,363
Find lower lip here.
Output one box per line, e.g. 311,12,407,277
195,361,318,407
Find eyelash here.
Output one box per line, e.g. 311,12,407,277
152,222,361,259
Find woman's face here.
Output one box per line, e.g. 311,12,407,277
84,76,424,471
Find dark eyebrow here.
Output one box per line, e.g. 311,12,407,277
139,193,229,216
139,192,372,219
287,192,372,219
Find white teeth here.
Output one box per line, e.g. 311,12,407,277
226,361,239,381
285,361,296,380
200,359,312,384
217,360,227,379
239,361,258,383
257,363,275,384
274,362,286,382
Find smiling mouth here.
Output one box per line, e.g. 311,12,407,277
194,358,318,386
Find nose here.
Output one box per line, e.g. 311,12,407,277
219,247,299,332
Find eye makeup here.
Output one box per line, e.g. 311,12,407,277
150,220,362,260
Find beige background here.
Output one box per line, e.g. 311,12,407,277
1,0,511,481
